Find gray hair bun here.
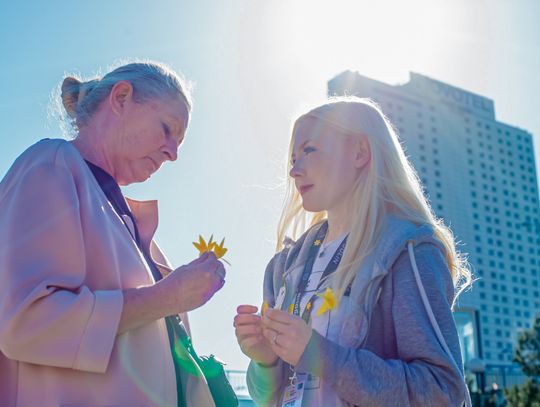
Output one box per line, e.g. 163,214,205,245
61,77,100,120
59,61,191,127
61,77,83,119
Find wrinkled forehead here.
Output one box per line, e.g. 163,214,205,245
151,96,190,128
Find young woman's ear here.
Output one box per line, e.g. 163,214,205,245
353,137,371,169
109,81,133,115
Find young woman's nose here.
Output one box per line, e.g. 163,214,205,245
289,160,305,178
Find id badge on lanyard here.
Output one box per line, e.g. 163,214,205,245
281,374,306,407
280,221,347,406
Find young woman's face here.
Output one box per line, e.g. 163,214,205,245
111,95,189,185
289,116,368,213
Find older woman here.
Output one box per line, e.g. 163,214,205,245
0,62,224,407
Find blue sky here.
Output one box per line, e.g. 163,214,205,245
1,0,539,370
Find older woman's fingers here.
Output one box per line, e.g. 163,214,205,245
190,251,211,263
214,262,226,279
195,251,217,266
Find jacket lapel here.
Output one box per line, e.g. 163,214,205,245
125,197,191,335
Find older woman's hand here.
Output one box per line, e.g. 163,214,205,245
158,252,226,314
118,252,225,335
261,308,313,367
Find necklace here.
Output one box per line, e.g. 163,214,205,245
318,233,348,258
318,240,334,258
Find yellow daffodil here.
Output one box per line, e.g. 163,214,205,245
316,287,337,316
207,235,216,251
193,234,230,264
193,235,213,255
213,238,228,259
288,303,294,314
261,301,269,316
314,239,322,246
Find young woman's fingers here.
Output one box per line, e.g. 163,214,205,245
235,324,262,338
240,334,267,349
237,304,259,314
265,308,296,323
262,314,291,332
234,313,261,326
262,327,289,352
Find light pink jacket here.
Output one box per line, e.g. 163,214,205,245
0,139,215,407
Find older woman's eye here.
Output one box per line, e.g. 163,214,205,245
304,146,316,155
162,123,170,135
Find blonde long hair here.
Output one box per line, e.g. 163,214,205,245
277,97,472,302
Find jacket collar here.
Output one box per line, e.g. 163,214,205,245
125,197,159,255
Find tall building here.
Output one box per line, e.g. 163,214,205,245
328,71,540,376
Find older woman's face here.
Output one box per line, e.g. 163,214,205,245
112,95,189,185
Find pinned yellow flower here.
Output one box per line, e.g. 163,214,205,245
288,303,294,314
261,301,269,316
192,235,230,264
316,287,337,316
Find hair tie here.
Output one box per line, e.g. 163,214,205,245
78,79,100,103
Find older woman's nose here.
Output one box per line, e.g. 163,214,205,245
162,139,178,162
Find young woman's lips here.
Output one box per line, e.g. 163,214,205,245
299,184,313,195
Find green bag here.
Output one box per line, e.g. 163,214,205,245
167,315,238,407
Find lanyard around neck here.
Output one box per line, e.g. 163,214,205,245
292,221,347,320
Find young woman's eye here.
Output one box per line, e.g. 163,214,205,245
304,146,316,155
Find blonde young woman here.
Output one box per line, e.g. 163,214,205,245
234,97,473,406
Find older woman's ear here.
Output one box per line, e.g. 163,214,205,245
109,80,134,115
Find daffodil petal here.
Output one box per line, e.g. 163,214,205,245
317,302,330,316
193,234,229,261
315,287,337,316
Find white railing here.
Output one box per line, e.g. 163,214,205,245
225,369,250,398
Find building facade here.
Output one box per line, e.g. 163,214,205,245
328,71,540,380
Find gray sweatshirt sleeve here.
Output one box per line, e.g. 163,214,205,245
295,242,467,406
246,251,287,406
247,359,285,407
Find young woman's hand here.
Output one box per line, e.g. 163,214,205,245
234,305,279,366
261,308,313,367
